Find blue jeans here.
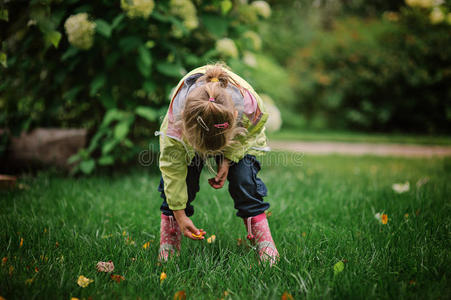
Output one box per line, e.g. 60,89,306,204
159,154,270,218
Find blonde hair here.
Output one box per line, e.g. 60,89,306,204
181,63,245,155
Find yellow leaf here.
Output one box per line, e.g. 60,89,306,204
9,265,14,276
25,278,34,285
142,241,150,249
281,291,294,300
19,238,24,248
160,272,167,283
381,214,388,225
77,275,93,288
207,235,216,244
110,274,125,283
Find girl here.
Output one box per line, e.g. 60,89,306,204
156,63,279,265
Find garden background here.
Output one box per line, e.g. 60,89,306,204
0,0,450,299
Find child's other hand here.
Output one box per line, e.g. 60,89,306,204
208,158,230,189
173,210,206,240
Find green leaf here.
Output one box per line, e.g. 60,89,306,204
80,159,95,174
220,0,233,15
101,109,124,128
45,30,62,48
95,19,112,38
0,52,7,68
102,139,118,155
111,14,125,29
90,74,106,96
61,47,79,61
114,121,130,140
67,153,81,164
333,261,345,275
156,62,183,77
0,8,8,21
137,46,152,77
63,86,82,101
98,155,114,166
201,14,228,37
142,81,156,94
136,106,158,122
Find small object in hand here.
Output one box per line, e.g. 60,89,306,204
191,233,202,238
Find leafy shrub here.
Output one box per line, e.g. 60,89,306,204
0,0,274,173
286,2,451,133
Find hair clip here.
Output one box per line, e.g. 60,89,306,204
196,116,210,131
210,77,219,82
209,97,215,102
214,122,229,129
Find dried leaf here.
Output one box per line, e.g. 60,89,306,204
25,278,34,285
19,238,24,248
281,291,294,300
77,275,93,288
1,257,7,266
160,272,167,283
333,261,345,275
9,265,14,276
142,241,150,249
173,290,186,300
381,214,388,225
96,261,115,273
207,235,216,243
110,274,125,283
392,181,410,193
237,238,243,246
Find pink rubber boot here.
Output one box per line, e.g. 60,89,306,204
243,213,279,266
158,214,182,262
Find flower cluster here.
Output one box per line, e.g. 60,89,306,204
251,1,271,18
405,0,451,25
120,0,155,19
216,38,238,58
64,13,96,50
170,0,199,30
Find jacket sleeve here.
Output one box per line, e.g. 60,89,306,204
159,134,189,210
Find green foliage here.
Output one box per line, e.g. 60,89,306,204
286,7,451,133
0,0,273,174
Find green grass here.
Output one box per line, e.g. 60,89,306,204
268,129,451,145
1,153,450,299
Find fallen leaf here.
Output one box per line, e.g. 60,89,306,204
77,275,94,288
55,241,59,248
237,238,243,246
1,257,7,265
35,267,39,273
207,235,216,243
125,236,135,246
333,261,345,275
9,265,14,276
96,261,114,273
404,213,409,219
25,278,34,285
173,290,186,300
265,211,272,217
142,241,150,249
19,238,23,248
122,231,127,236
281,291,294,300
110,274,125,283
160,272,167,283
71,298,80,300
381,214,388,225
392,181,410,193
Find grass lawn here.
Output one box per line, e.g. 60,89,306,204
268,129,451,145
1,152,450,299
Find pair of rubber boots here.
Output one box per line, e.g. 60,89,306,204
158,212,279,266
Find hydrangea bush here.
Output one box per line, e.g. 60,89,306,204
0,0,274,173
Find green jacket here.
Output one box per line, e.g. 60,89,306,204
157,66,269,210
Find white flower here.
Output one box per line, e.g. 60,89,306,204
392,181,410,193
251,1,271,18
243,51,258,67
243,31,262,51
429,7,445,24
216,38,238,58
121,0,155,19
170,0,199,30
260,94,282,132
64,13,96,50
405,0,434,8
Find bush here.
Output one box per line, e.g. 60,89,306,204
0,0,274,173
286,2,451,133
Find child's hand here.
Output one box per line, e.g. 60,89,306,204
173,210,206,240
208,158,231,189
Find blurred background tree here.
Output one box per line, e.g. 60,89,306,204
1,0,450,173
